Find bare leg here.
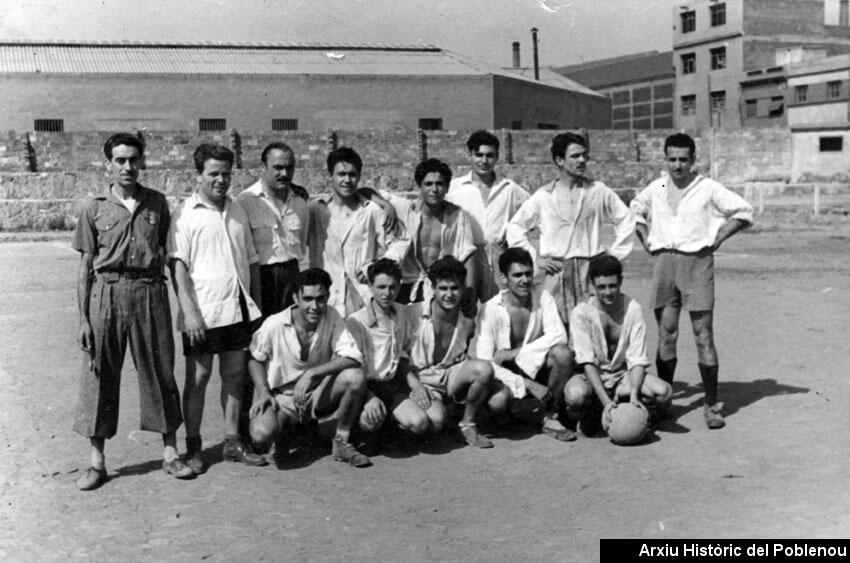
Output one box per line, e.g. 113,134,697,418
183,354,214,439
218,350,246,437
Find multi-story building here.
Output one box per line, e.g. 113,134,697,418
674,0,850,130
786,53,850,180
552,51,675,130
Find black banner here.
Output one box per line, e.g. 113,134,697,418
600,539,850,562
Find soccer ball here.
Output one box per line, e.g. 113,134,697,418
603,402,650,446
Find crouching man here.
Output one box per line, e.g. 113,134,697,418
247,268,374,468
564,255,672,434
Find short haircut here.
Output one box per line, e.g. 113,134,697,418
193,144,234,173
414,158,453,186
103,132,144,160
466,130,500,153
498,247,534,275
327,146,363,175
367,258,402,284
428,255,467,285
294,267,332,294
550,131,588,161
587,254,623,284
664,132,696,158
261,142,294,164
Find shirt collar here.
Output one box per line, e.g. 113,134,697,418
363,298,397,326
189,191,231,211
496,288,541,309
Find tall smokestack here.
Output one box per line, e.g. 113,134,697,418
531,27,540,80
512,41,521,69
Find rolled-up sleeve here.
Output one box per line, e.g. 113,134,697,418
166,203,191,266
506,195,541,263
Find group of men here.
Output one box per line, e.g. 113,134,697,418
72,128,753,490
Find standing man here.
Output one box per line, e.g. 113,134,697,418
308,147,391,316
630,133,753,429
236,142,310,317
507,132,635,326
72,132,193,490
169,144,267,473
447,130,530,301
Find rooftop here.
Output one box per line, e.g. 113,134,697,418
551,51,674,90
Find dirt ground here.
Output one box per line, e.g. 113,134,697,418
1,222,849,561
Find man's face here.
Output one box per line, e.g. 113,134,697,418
370,273,399,312
419,172,448,207
592,275,622,308
197,158,232,206
432,278,462,312
106,144,142,190
504,262,533,299
556,143,589,180
330,161,360,199
262,149,295,195
469,144,498,177
294,284,328,325
665,146,695,184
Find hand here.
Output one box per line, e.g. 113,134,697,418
459,287,478,318
410,384,431,410
493,349,517,366
537,256,563,275
356,267,369,285
184,313,206,348
249,395,278,419
602,401,616,427
78,320,94,354
361,395,386,429
293,371,317,410
381,201,399,233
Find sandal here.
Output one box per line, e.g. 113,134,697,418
541,415,577,442
458,423,494,449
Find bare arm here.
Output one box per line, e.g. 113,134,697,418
583,363,615,409
404,362,431,410
711,218,749,251
169,258,206,347
247,357,277,418
635,223,651,254
293,356,360,408
77,252,95,353
627,365,647,405
357,187,398,231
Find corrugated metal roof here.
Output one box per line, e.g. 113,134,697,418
0,40,603,95
552,51,674,90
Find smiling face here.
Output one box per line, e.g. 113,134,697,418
370,273,400,312
432,277,463,312
294,284,329,327
262,148,295,196
330,161,360,200
469,144,498,178
106,144,142,191
556,142,589,180
503,261,533,300
665,146,696,187
418,171,448,209
197,158,232,207
591,274,622,308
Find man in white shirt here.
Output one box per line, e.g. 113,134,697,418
247,268,373,468
507,132,635,326
630,133,753,429
476,248,576,442
565,254,671,436
168,144,267,473
447,130,530,301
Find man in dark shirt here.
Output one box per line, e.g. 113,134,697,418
72,132,193,490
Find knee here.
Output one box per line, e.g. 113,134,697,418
692,327,714,350
563,376,591,409
655,381,673,403
249,415,280,449
469,360,494,384
402,410,430,435
487,389,512,414
547,344,574,368
338,368,367,392
428,407,447,433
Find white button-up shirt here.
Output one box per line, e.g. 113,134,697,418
235,181,310,266
346,300,415,382
630,174,754,253
408,300,476,373
446,172,530,246
168,193,261,330
506,180,635,263
249,305,362,390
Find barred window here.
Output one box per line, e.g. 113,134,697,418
710,47,726,70
710,3,726,27
199,118,226,131
34,119,64,132
418,118,443,130
681,95,696,115
681,53,696,75
681,10,696,32
272,118,299,131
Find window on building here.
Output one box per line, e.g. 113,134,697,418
612,107,631,121
633,119,652,130
418,118,443,130
653,83,674,99
199,118,226,131
632,104,651,118
681,53,696,75
33,119,64,132
654,115,675,128
612,90,631,105
768,96,785,117
710,90,726,112
681,95,696,115
745,99,758,118
827,80,842,99
653,101,674,115
272,118,298,131
795,85,808,103
680,10,696,33
511,120,523,130
819,136,844,152
710,3,726,26
633,87,652,103
613,121,631,130
710,47,726,70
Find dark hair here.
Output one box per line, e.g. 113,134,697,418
193,144,234,173
326,146,363,175
414,158,453,186
103,132,144,160
294,268,332,294
498,247,534,275
367,258,402,284
428,255,467,285
550,131,588,161
261,142,294,165
587,254,623,284
466,130,500,153
664,132,696,158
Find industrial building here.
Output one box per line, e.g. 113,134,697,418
0,40,610,133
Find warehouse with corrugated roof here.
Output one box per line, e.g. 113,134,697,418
0,40,610,132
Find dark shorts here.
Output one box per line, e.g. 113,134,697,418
259,259,299,317
368,375,412,407
182,292,254,356
650,249,715,311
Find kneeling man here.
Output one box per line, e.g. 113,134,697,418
564,255,672,434
247,268,373,468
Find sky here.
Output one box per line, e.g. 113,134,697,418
0,0,678,68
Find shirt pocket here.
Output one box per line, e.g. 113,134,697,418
140,210,161,243
94,212,120,232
